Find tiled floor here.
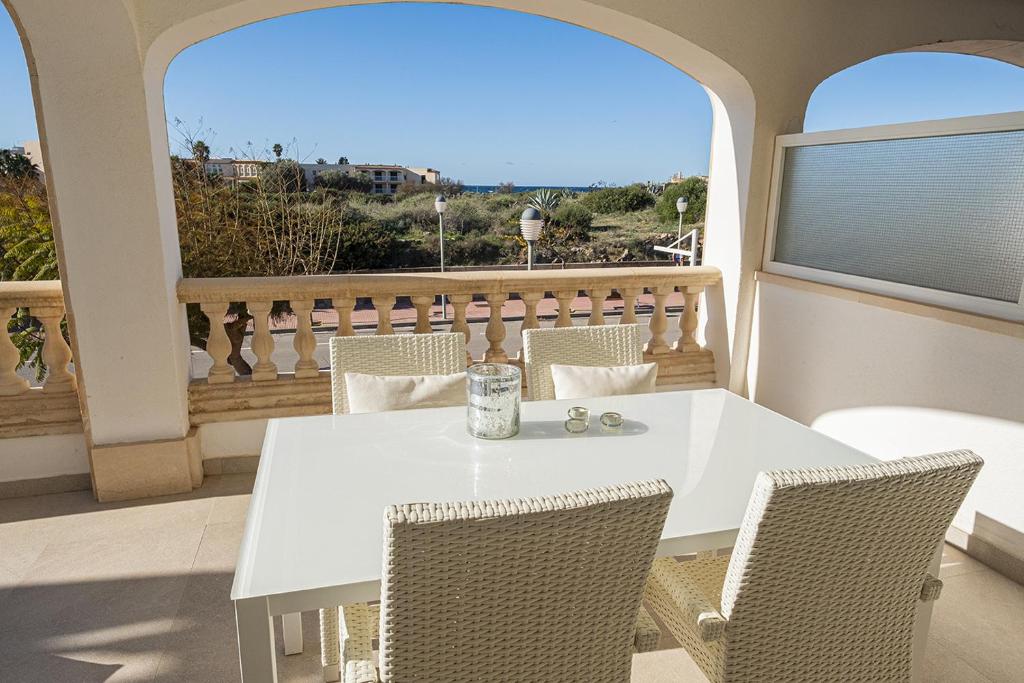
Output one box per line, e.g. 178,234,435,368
0,474,1021,682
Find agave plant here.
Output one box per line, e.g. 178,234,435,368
528,188,561,213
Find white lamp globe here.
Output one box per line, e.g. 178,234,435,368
519,207,544,242
434,195,447,215
676,196,689,214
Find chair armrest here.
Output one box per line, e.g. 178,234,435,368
645,557,727,643
919,573,943,601
634,605,661,652
343,660,378,683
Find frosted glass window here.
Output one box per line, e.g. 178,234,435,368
773,130,1024,302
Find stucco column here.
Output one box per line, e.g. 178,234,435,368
8,0,197,501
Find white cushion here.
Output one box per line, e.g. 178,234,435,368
345,371,467,414
549,363,658,400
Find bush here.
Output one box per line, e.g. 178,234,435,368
259,160,307,193
315,170,372,193
655,176,708,224
331,220,399,271
549,203,593,241
395,181,440,200
579,184,654,214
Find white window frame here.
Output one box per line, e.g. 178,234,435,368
762,111,1024,322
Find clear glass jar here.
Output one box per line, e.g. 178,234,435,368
466,363,521,439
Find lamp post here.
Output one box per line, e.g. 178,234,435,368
675,195,689,242
434,195,448,319
675,195,690,266
519,207,544,271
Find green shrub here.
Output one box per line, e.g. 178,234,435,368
259,160,307,193
315,170,372,193
331,220,399,271
549,203,593,240
579,184,654,214
655,176,708,224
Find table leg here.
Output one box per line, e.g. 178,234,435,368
282,612,303,655
911,543,943,682
235,597,278,682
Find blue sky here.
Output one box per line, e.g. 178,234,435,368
3,4,1024,185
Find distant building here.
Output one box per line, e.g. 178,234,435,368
303,163,441,194
180,154,441,194
4,140,45,174
202,158,267,181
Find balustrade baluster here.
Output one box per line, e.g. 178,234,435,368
0,307,29,395
411,296,434,334
248,301,278,381
587,289,610,326
618,287,640,325
483,292,508,363
291,299,319,379
644,286,671,355
34,305,77,393
448,294,473,364
675,285,703,352
372,296,395,335
333,297,355,337
554,290,576,328
200,302,234,383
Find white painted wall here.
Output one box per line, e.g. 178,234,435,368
749,280,1024,562
0,433,89,483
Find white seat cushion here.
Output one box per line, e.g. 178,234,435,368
345,371,467,414
549,363,658,400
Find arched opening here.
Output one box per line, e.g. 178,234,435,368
805,51,1024,131
151,1,753,378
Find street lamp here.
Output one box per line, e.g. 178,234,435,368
675,195,689,243
435,195,448,319
520,207,544,271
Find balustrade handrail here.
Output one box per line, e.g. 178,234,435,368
0,280,65,307
176,266,722,303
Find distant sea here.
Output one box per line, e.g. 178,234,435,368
463,185,594,194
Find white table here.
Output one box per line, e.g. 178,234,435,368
232,388,881,681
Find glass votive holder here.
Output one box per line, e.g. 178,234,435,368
466,363,521,439
599,411,624,432
564,417,588,434
567,406,590,423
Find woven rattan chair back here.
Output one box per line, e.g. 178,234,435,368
329,333,467,414
522,324,644,401
377,479,673,683
718,450,983,681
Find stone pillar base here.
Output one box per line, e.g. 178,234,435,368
91,429,202,502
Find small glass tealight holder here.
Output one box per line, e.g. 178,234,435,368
599,411,624,432
564,417,588,434
565,406,590,434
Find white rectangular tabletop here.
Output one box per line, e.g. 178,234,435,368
231,388,875,605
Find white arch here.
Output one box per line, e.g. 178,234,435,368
140,0,756,385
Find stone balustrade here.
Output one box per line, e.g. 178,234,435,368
177,266,721,424
0,281,82,437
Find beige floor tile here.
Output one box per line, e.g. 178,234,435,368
207,493,253,526
930,568,1024,682
921,637,991,682
939,544,989,579
631,648,707,681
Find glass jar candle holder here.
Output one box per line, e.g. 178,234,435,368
466,363,521,439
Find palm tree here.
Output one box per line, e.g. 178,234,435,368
191,140,210,163
315,158,327,165
272,143,283,160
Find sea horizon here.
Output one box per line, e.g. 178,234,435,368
462,184,595,194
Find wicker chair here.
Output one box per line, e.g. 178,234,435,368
522,324,644,401
329,332,468,414
330,479,673,683
306,333,467,677
643,449,983,682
